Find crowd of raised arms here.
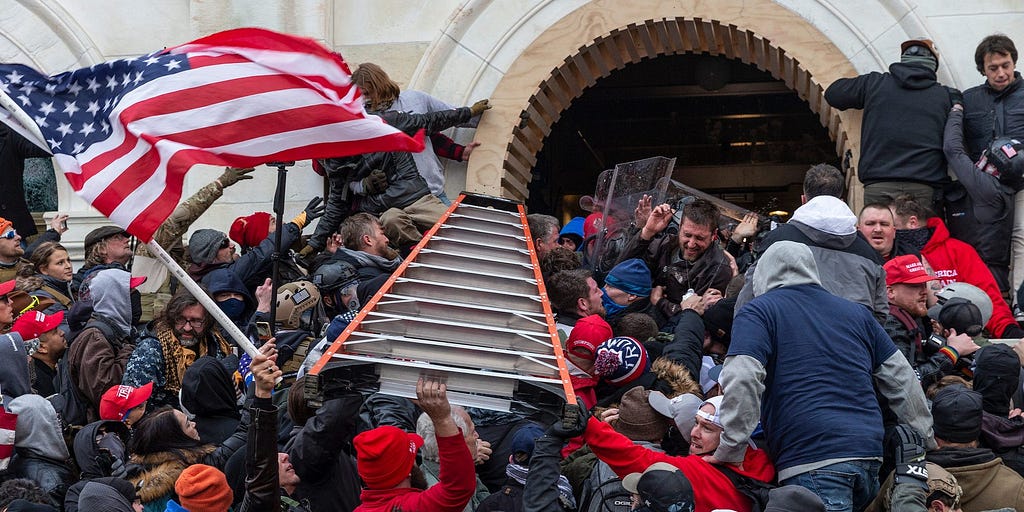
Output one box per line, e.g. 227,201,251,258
0,33,1023,512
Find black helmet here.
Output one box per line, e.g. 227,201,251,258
983,138,1024,190
312,261,359,292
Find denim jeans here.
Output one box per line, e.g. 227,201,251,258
779,459,881,512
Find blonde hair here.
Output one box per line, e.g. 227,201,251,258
351,62,401,111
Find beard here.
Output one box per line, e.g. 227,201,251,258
176,332,201,348
382,245,400,261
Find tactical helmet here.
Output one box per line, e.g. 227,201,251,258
935,282,992,328
982,138,1024,191
312,261,359,291
276,280,321,330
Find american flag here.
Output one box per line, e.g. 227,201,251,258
0,28,424,242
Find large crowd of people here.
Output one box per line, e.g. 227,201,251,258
0,33,1022,512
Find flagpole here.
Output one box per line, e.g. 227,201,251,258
146,240,260,358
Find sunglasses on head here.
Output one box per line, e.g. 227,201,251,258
0,230,17,240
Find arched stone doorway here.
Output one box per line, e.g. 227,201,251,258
490,17,851,203
455,0,919,211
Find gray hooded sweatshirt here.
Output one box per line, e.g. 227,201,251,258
737,196,888,322
90,269,133,336
0,332,31,403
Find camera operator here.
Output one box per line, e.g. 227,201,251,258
883,255,979,391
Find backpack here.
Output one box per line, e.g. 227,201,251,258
54,355,89,427
712,464,776,512
578,461,633,512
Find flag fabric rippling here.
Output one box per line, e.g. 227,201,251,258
0,27,424,241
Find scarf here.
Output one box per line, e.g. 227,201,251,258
338,247,402,273
506,462,576,509
896,227,932,253
156,323,231,394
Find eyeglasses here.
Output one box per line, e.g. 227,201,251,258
174,317,206,330
219,238,232,249
0,230,17,240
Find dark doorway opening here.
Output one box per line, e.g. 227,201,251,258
527,53,840,221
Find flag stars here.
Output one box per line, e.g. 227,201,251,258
68,82,83,96
79,123,95,137
143,56,160,66
120,74,131,87
0,83,8,95
164,60,181,71
17,95,30,107
5,70,23,84
56,123,73,136
63,101,80,116
72,142,85,155
34,116,48,128
85,77,100,93
46,138,60,149
39,102,55,116
86,101,100,115
105,76,119,91
19,83,36,95
44,83,58,94
100,120,110,134
132,71,145,86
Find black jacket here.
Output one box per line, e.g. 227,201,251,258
311,107,473,250
181,357,242,445
825,62,953,186
284,393,363,512
0,125,51,237
237,398,282,512
943,106,1014,292
963,72,1024,161
618,232,733,320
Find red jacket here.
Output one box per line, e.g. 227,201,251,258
355,432,476,512
584,417,775,512
921,217,1016,337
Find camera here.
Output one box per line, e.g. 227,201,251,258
924,332,946,352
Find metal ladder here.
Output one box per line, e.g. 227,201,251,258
306,193,574,413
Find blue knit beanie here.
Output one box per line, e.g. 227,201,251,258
604,258,652,297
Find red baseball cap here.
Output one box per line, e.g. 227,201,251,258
0,279,15,297
884,255,934,285
10,310,64,340
99,382,153,421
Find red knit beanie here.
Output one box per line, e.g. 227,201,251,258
354,425,424,489
175,464,233,512
229,212,272,249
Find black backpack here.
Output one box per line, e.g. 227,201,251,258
712,464,776,512
54,355,90,427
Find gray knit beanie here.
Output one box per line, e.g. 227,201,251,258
188,229,228,265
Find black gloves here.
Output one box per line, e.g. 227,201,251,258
291,197,325,229
547,400,590,439
947,87,964,108
361,169,389,195
891,424,928,489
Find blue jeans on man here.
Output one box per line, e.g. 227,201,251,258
779,459,880,512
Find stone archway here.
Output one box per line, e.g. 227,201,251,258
501,17,851,201
456,0,890,207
